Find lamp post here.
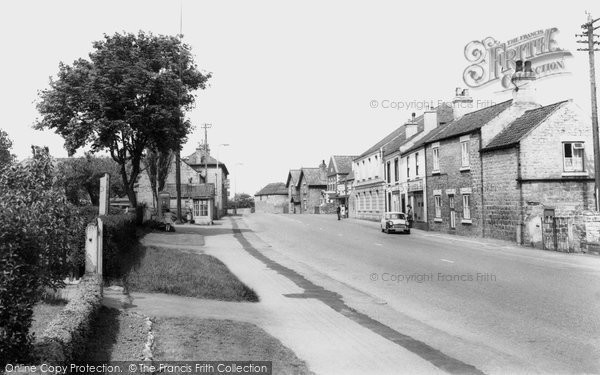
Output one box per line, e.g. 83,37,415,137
215,143,229,218
234,162,244,215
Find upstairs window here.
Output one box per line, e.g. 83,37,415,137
564,142,584,172
415,152,420,176
461,140,470,168
386,161,391,183
406,155,410,178
432,147,440,171
434,195,442,218
394,158,399,182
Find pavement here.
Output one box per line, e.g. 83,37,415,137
104,219,447,375
242,213,600,375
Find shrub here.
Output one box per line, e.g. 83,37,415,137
100,213,138,280
0,147,86,365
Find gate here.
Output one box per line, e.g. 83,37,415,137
542,216,571,252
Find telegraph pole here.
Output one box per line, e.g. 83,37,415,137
201,123,212,180
577,13,600,210
175,1,184,223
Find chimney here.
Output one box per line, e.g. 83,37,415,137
424,107,438,134
319,159,327,171
452,87,473,120
511,60,537,107
405,112,418,138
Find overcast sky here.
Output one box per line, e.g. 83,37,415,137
1,0,599,196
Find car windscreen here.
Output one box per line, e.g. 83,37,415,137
389,214,405,219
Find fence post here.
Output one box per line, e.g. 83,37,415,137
85,223,98,274
97,218,103,275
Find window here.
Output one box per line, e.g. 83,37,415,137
406,155,410,178
462,194,471,220
415,152,420,176
194,200,209,217
386,161,391,183
375,190,379,211
434,195,442,218
564,142,584,172
369,192,373,210
394,158,399,182
461,141,470,168
433,147,440,171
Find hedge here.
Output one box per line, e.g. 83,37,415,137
100,213,138,280
32,274,103,363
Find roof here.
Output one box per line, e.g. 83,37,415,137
184,149,229,175
299,167,327,186
357,104,453,160
401,122,453,155
255,182,288,196
331,155,356,175
481,100,568,152
427,100,513,143
286,169,301,188
345,171,355,181
164,183,215,199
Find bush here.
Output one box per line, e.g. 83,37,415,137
33,274,103,363
0,147,86,365
100,213,138,280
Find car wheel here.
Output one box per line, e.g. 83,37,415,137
406,230,411,234
381,227,384,232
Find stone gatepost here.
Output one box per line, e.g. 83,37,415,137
99,173,110,216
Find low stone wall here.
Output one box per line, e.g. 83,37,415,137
33,274,103,363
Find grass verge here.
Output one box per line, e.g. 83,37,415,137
125,246,258,302
154,317,313,375
80,306,148,361
31,298,67,341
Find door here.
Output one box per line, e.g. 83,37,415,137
449,195,456,229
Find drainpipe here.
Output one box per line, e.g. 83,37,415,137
423,147,428,230
517,144,524,245
479,132,485,237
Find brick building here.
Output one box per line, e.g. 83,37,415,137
298,162,328,214
480,100,595,246
325,155,356,209
254,182,289,214
285,169,301,214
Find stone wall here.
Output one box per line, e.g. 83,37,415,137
481,147,520,242
254,194,288,214
426,134,482,236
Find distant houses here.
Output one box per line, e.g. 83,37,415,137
267,59,597,251
254,182,288,213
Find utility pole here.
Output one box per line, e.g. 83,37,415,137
577,13,600,210
175,1,184,223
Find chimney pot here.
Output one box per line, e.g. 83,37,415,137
515,60,523,73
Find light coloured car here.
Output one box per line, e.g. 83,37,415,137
380,212,410,234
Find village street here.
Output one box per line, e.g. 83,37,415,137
240,213,600,374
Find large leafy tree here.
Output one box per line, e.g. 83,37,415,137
55,154,126,206
144,149,174,210
0,129,15,169
35,31,210,207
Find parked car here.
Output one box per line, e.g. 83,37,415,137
380,212,410,234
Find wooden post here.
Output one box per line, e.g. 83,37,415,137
85,224,98,274
99,173,111,216
97,218,103,275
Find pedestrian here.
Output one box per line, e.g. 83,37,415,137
407,205,414,228
336,205,341,220
164,208,173,232
340,204,346,219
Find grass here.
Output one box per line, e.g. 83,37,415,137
125,246,258,302
31,298,67,341
80,306,148,361
153,317,313,375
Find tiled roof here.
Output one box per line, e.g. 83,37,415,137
286,169,301,188
357,104,453,159
164,183,215,198
255,182,288,196
427,100,513,143
345,171,355,181
184,149,228,174
332,155,356,174
299,167,327,186
482,100,568,152
401,122,452,156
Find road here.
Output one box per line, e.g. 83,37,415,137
242,213,600,374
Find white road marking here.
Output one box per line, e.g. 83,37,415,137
375,243,383,246
440,259,455,263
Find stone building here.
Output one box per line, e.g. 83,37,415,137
254,182,289,214
285,169,301,214
298,162,328,214
480,99,594,246
183,144,229,220
135,156,215,224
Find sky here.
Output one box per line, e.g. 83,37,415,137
1,0,599,196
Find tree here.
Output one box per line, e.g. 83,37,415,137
144,149,173,210
0,129,15,169
55,154,126,206
35,31,211,207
